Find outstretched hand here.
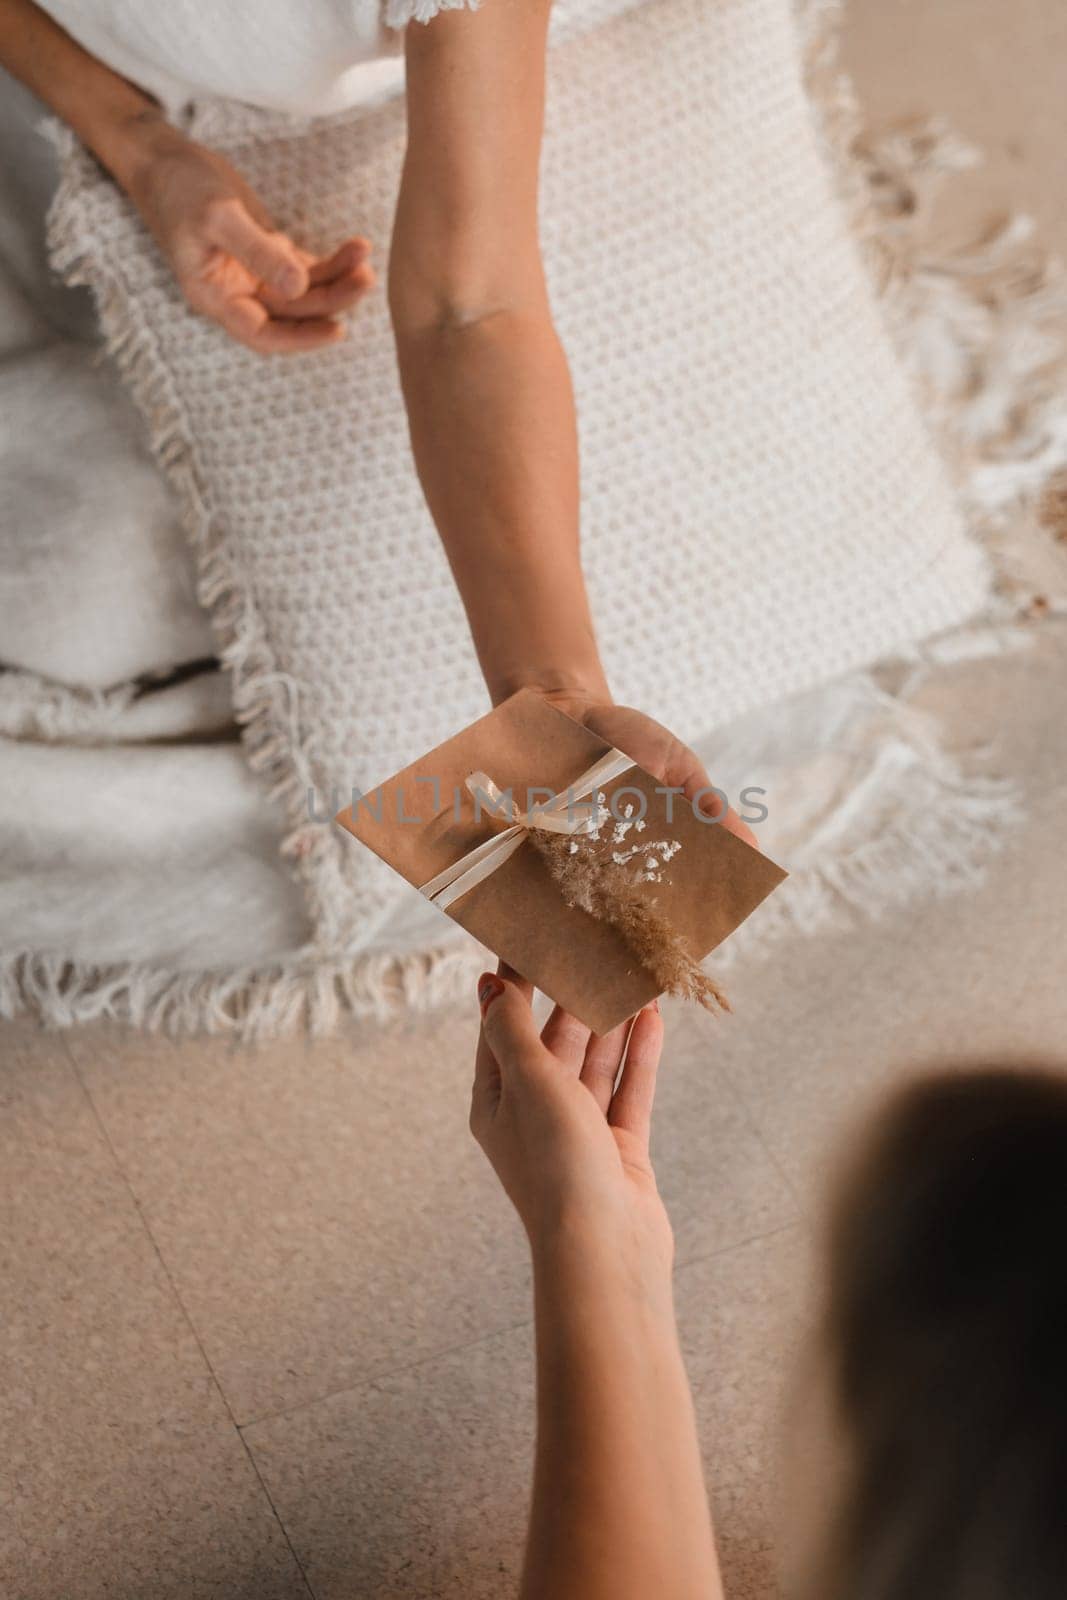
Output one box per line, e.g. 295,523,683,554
126,120,375,353
471,965,673,1271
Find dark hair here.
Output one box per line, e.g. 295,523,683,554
814,1065,1067,1600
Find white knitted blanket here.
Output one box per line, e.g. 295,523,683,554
8,0,1064,1032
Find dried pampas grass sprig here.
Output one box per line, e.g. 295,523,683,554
528,830,730,1017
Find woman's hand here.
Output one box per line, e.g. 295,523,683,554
529,687,760,851
471,965,673,1275
124,118,375,354
473,964,724,1600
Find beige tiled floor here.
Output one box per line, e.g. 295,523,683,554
240,1227,809,1600
6,621,1065,1600
60,1010,795,1431
0,1029,308,1598
4,7,1067,1598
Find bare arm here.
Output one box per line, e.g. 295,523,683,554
472,972,724,1600
0,0,159,189
526,1237,724,1600
391,5,759,849
390,0,607,708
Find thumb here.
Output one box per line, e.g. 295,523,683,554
207,199,309,299
478,973,543,1077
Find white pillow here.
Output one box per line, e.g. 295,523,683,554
49,0,989,963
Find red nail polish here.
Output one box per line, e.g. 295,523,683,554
478,973,505,1016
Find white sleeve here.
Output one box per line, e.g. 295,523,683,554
382,0,482,28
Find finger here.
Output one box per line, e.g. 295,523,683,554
583,703,760,851
260,242,375,318
497,959,534,1005
474,967,529,1077
471,985,503,1142
473,981,500,1095
659,737,760,851
479,971,543,1081
206,199,309,299
264,266,375,321
722,808,759,849
579,1020,630,1114
306,237,372,285
471,1038,500,1140
217,296,348,354
608,1003,663,1147
539,1004,592,1076
473,966,517,1128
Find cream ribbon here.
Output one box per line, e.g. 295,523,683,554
419,748,634,912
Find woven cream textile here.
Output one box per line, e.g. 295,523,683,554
50,0,990,969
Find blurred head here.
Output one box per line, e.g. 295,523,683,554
795,1065,1067,1600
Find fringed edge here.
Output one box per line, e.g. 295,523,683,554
41,121,500,1039
796,0,1067,617
714,765,1023,973
0,939,487,1041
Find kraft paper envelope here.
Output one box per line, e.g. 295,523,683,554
336,689,787,1035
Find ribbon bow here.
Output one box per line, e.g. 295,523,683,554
419,748,634,912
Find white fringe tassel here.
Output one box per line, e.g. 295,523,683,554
712,700,1025,973
0,671,139,742
0,941,488,1040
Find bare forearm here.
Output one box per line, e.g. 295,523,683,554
392,304,608,706
392,0,604,707
523,1230,723,1600
0,0,160,188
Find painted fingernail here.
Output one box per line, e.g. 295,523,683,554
478,973,505,1016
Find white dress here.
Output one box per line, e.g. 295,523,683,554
37,0,475,116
